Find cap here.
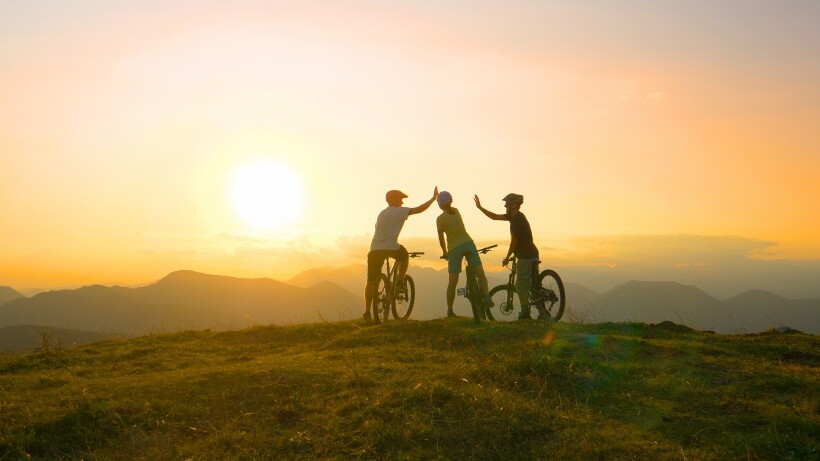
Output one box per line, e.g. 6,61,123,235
502,193,524,205
437,191,453,206
386,190,408,203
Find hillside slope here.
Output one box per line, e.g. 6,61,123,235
0,319,816,460
0,325,109,353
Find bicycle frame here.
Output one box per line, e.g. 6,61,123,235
455,244,496,322
491,256,566,321
373,251,422,323
381,251,423,293
504,257,539,295
493,257,538,318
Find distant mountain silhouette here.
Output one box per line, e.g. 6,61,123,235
587,281,724,329
563,282,600,317
288,266,819,333
0,325,109,353
723,290,819,333
5,269,816,335
0,286,25,307
578,281,820,334
287,265,365,294
3,284,160,334
0,271,363,335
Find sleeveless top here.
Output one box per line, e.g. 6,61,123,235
436,208,472,249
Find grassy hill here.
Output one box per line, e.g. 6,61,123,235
0,325,109,353
0,319,816,460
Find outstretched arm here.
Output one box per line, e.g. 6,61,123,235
409,186,439,215
474,195,506,220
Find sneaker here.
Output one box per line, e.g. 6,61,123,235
482,295,494,308
447,309,456,318
363,311,373,321
518,310,532,321
396,281,407,295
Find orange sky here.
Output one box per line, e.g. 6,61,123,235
1,1,818,292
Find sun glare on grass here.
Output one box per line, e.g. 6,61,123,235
228,157,304,230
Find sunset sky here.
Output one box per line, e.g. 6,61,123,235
2,1,818,296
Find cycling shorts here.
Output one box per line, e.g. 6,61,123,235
447,241,482,274
367,246,409,282
515,258,539,298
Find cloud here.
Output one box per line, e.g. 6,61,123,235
214,232,271,244
562,234,779,266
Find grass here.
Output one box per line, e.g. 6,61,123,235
0,319,817,460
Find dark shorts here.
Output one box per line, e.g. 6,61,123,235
447,241,482,274
367,246,409,282
516,258,540,298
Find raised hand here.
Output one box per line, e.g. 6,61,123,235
473,195,482,208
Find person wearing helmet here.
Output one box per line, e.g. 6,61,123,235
474,192,548,320
436,191,493,318
363,186,438,321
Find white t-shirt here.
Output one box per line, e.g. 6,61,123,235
370,206,411,251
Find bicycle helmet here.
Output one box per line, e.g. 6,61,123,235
386,190,408,203
502,193,524,205
437,191,453,206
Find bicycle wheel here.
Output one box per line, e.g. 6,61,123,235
373,274,390,324
488,284,521,321
466,273,483,323
391,275,415,320
535,269,565,321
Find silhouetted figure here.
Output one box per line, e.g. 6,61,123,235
474,193,547,320
436,191,492,317
363,187,438,321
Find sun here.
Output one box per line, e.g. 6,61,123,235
227,157,305,230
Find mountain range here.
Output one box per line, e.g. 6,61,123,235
0,286,25,306
578,280,819,333
1,267,817,348
286,264,819,334
0,270,362,337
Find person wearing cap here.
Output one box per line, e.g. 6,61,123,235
436,191,493,317
364,187,438,321
474,193,548,320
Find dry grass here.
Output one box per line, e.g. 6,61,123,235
0,319,817,460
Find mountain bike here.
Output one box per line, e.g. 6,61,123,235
487,257,565,322
373,251,423,324
453,244,497,323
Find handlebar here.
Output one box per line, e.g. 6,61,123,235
439,244,497,259
409,252,424,258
